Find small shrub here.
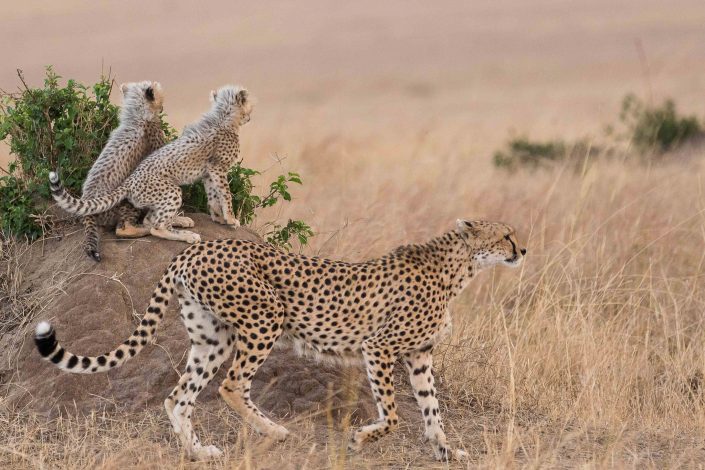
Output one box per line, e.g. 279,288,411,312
0,67,119,238
182,167,313,250
493,136,599,171
620,94,703,152
265,219,315,250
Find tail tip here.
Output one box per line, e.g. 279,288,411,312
49,171,59,184
36,321,53,338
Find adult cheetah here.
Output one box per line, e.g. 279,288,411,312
49,85,252,245
35,219,526,461
79,81,167,261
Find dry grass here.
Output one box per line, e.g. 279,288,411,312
2,125,705,468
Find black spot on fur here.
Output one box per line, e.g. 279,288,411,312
50,348,64,364
66,355,79,369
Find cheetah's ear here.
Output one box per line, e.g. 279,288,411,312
210,89,218,102
456,219,472,231
235,89,249,106
456,219,480,236
120,83,129,96
144,87,155,102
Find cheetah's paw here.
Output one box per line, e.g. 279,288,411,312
269,424,290,442
183,232,202,244
173,216,195,228
435,447,469,461
223,215,240,227
190,444,223,461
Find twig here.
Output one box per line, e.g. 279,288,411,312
15,69,30,92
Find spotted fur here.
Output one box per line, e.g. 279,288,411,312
78,81,167,261
35,219,526,461
49,85,253,245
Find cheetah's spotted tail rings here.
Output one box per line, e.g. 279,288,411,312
35,268,175,374
49,171,128,217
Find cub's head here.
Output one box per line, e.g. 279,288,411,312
119,81,164,120
210,85,253,127
456,219,526,268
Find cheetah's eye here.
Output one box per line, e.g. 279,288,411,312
504,235,511,241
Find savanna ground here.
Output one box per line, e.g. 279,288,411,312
2,0,705,468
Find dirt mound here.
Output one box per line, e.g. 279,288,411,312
3,214,379,421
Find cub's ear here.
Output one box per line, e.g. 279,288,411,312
120,83,129,95
144,86,155,102
210,89,218,102
151,81,163,96
235,89,249,106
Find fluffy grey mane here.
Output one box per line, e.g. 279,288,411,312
119,81,161,126
182,85,246,139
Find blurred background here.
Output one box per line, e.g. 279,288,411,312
2,0,704,162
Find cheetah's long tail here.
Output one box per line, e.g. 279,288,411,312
34,265,176,374
49,171,128,217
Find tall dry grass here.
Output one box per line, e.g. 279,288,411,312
2,125,705,468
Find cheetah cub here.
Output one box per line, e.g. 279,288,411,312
35,219,526,462
49,85,253,244
80,81,167,261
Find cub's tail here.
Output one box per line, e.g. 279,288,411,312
35,266,176,374
83,215,102,262
49,171,128,217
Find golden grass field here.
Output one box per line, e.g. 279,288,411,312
2,0,705,468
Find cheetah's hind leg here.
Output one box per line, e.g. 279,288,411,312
164,286,236,460
147,196,201,244
115,203,151,238
218,286,288,441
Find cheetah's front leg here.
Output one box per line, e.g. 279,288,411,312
206,169,239,227
404,349,467,461
203,173,226,224
349,341,399,451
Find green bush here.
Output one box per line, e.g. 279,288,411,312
266,219,315,250
182,166,313,248
0,67,313,249
0,67,119,238
493,136,599,171
620,94,703,152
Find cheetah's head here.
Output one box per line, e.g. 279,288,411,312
210,85,253,127
120,81,164,120
456,219,526,268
